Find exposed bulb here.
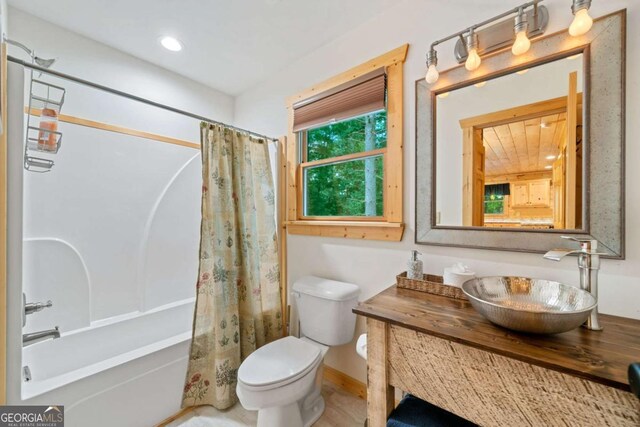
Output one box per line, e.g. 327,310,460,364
569,8,593,36
425,64,439,84
465,48,481,71
511,31,531,56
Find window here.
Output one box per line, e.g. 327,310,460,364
285,45,408,241
484,194,505,214
484,183,510,215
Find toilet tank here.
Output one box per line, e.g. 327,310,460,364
292,276,360,346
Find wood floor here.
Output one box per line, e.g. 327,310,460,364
163,380,367,427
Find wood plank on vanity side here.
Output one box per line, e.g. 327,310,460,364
366,318,395,427
354,285,640,392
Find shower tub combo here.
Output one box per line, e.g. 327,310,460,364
6,56,207,426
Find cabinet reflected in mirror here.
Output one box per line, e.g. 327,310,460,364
435,54,584,230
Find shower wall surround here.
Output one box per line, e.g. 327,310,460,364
5,8,234,427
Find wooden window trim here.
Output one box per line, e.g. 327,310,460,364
285,44,408,242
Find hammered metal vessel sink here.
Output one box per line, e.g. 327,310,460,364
461,277,597,334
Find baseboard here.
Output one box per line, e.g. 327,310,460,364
323,365,367,400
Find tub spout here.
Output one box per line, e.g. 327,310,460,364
23,327,60,347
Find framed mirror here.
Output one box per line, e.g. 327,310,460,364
416,10,625,257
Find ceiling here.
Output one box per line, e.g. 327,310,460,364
8,0,396,95
483,113,566,177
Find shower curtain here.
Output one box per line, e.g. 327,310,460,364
182,123,283,410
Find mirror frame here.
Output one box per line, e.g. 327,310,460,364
415,10,626,258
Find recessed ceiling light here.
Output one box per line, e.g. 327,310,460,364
544,165,553,169
160,36,182,52
474,81,487,88
516,69,529,75
437,92,450,99
546,155,557,160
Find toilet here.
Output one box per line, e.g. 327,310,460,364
236,276,360,427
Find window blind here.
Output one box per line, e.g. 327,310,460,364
485,183,511,197
292,68,386,132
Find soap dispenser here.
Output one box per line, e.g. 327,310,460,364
407,250,423,280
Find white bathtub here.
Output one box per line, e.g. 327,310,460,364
22,297,195,400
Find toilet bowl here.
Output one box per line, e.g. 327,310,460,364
236,276,360,427
237,336,328,427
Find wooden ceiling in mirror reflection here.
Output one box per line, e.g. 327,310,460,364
483,114,566,176
460,94,583,177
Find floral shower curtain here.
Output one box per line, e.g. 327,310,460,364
182,123,283,410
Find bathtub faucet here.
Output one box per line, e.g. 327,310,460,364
23,327,60,347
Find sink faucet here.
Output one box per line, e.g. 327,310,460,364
23,327,60,347
543,236,605,331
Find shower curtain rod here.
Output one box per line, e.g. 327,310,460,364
8,55,279,143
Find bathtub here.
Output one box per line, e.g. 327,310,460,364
21,297,195,400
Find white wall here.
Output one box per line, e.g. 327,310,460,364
6,9,235,426
234,0,640,384
436,56,583,225
7,7,234,126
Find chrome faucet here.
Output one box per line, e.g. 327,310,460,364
22,293,53,327
543,236,605,331
23,327,60,347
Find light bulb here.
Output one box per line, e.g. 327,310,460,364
569,8,593,36
512,31,531,56
425,64,439,84
465,48,481,71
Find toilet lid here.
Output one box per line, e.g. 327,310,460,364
238,336,321,388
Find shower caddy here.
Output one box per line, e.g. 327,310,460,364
24,71,66,172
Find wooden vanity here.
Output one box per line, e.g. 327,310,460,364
354,285,640,427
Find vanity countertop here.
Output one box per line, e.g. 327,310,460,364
354,285,640,392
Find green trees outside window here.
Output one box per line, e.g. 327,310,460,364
303,111,387,217
484,195,505,214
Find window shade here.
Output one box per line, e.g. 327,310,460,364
292,68,386,132
485,183,511,197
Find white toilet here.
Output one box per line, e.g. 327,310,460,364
236,276,360,427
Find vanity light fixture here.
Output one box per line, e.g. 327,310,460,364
512,8,532,55
423,0,597,84
569,0,593,36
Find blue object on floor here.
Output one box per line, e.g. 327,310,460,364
630,363,640,399
387,394,477,427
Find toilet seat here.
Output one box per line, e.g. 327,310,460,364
238,336,322,391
